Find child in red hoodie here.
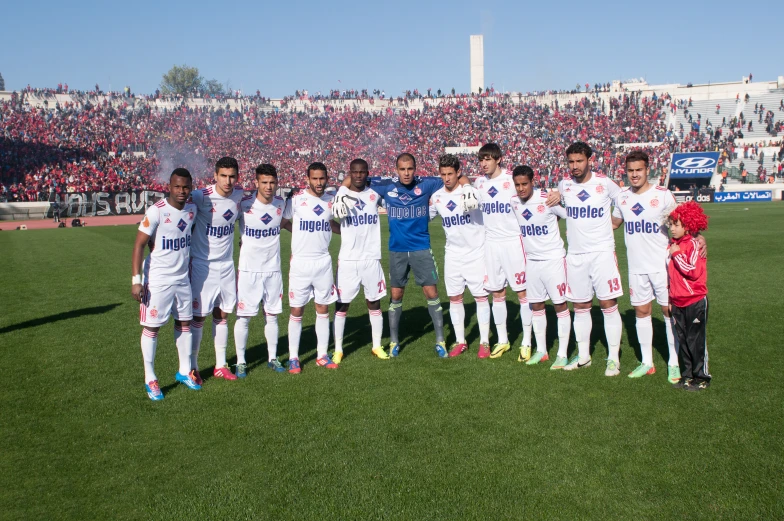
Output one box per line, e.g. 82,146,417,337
667,201,710,391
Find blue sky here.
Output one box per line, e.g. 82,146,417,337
1,0,780,96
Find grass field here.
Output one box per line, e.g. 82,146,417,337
1,202,783,520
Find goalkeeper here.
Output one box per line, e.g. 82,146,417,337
333,153,479,358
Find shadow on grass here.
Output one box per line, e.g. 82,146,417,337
0,304,121,334
622,309,671,364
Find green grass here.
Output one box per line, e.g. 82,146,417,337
1,203,783,520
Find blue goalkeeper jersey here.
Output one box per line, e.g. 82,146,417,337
370,177,443,252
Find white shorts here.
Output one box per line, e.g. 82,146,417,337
336,259,387,303
484,237,527,292
190,258,237,316
140,283,192,327
236,270,284,316
289,256,338,308
526,257,568,304
566,251,623,302
629,271,669,307
445,253,487,297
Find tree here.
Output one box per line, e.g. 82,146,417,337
202,79,225,97
160,65,203,97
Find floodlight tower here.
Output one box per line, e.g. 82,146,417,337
470,35,484,94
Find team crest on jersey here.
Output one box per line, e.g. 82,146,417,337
164,218,171,223
369,194,376,201
276,208,282,215
188,212,194,220
238,302,245,310
223,209,234,221
487,187,499,198
192,300,199,309
596,185,605,194
537,205,545,214
260,213,273,225
414,187,422,196
328,202,333,209
650,198,660,208
354,199,366,210
503,182,510,190
631,203,645,216
577,190,591,202
149,308,158,318
446,200,457,212
177,219,187,231
522,209,533,221
289,291,294,298
313,204,325,216
399,193,412,204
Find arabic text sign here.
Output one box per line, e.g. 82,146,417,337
669,152,720,179
714,191,772,203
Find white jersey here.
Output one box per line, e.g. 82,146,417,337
511,190,567,261
139,199,197,285
613,186,676,274
558,173,621,254
237,194,285,273
283,191,334,260
335,186,382,261
474,170,520,242
190,185,244,262
429,186,485,260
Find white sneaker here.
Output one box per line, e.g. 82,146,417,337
605,359,620,376
563,355,591,371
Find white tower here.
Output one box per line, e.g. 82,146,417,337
470,35,484,94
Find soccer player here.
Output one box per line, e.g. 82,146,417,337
509,166,572,368
545,142,624,376
283,162,341,373
473,143,532,361
428,154,491,357
611,151,680,381
190,156,245,382
331,159,387,362
666,202,710,391
233,164,287,377
131,168,200,401
333,153,478,358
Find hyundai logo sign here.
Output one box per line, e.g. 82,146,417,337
674,157,716,169
670,152,720,178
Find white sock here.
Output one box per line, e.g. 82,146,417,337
603,305,622,363
665,315,678,366
636,315,654,365
519,297,533,346
369,309,383,348
532,309,547,353
288,315,302,360
190,320,204,370
556,309,571,358
492,297,508,344
265,314,279,360
173,324,192,375
573,309,592,361
316,313,330,358
141,328,158,382
449,299,466,344
234,316,250,365
334,310,347,353
213,317,228,368
476,297,491,344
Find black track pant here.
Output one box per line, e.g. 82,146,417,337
672,297,711,383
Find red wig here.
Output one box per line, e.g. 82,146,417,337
669,201,709,234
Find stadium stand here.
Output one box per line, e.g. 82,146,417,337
1,77,782,202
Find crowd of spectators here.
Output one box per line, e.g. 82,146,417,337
2,84,782,202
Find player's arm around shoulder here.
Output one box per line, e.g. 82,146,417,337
545,180,564,207
280,196,294,232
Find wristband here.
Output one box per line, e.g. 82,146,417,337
132,275,142,285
